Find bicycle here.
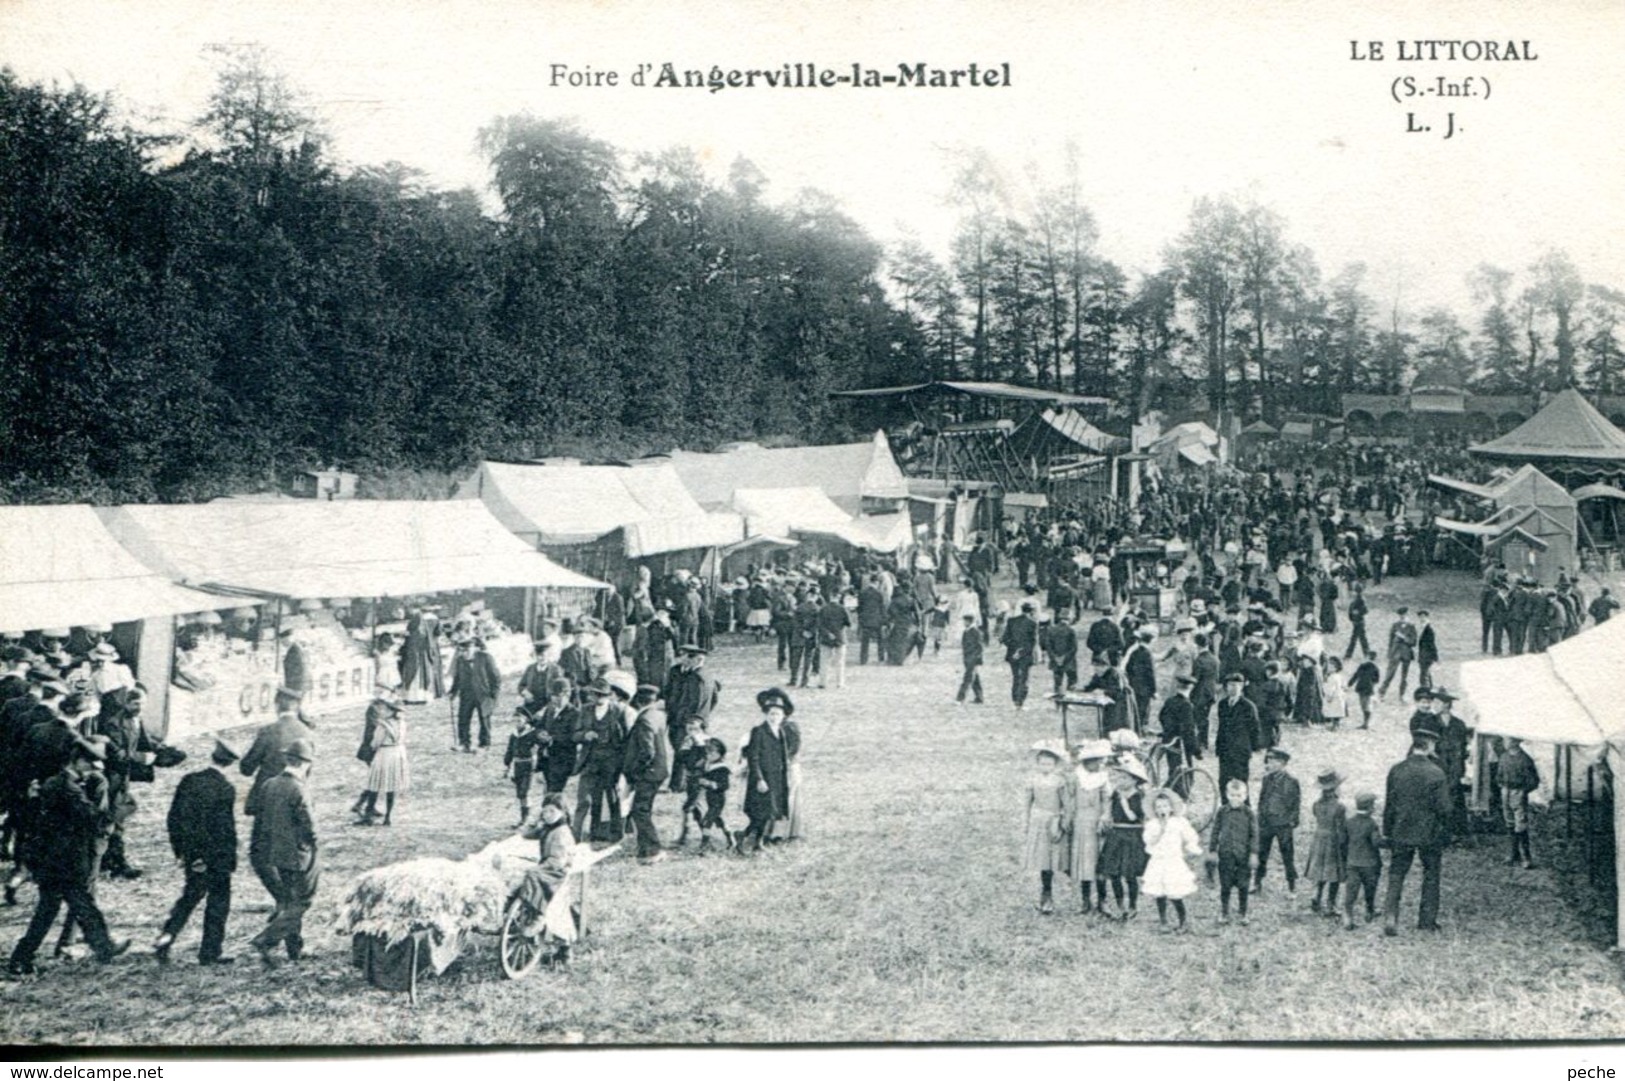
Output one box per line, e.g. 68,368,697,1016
1131,738,1219,832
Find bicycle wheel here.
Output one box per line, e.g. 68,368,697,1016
499,896,546,980
1172,766,1219,832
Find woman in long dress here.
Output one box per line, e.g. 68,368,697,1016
742,687,800,853
398,608,444,705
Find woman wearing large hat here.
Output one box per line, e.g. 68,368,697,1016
741,688,799,854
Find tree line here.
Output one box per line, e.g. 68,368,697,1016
2,53,1620,503
902,150,1624,419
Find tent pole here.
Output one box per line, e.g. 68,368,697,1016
1611,746,1625,949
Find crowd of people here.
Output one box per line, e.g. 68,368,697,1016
0,440,1613,980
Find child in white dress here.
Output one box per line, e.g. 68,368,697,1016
1142,788,1203,934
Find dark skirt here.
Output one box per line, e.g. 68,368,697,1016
1097,827,1148,879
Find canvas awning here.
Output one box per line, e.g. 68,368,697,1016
1461,615,1625,747
100,500,606,600
720,535,799,558
667,431,909,516
1574,483,1625,502
460,461,743,556
1003,492,1049,509
1429,474,1495,500
730,487,909,554
1434,517,1499,537
0,505,231,631
1178,443,1217,466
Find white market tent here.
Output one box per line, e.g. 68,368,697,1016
98,500,606,599
1431,464,1577,584
459,461,743,559
0,504,229,631
665,430,909,517
1460,615,1625,944
732,487,912,554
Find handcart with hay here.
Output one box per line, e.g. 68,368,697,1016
337,834,622,1001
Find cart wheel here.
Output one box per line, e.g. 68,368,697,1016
1173,766,1219,832
499,897,546,980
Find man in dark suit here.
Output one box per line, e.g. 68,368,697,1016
535,679,581,798
1040,614,1079,698
1253,748,1301,894
1481,578,1508,654
1343,584,1371,660
1156,676,1200,773
1214,673,1260,792
558,624,598,696
661,645,720,793
1001,601,1039,711
448,637,501,752
956,614,985,705
516,641,565,709
622,688,671,863
240,692,314,919
1122,628,1157,731
250,738,318,966
1383,724,1453,936
572,677,630,841
1416,610,1440,689
857,576,887,665
1085,613,1124,668
155,739,239,965
6,737,130,975
1505,579,1533,655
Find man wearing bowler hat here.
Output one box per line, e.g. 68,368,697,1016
155,738,240,966
1382,721,1452,935
572,675,631,842
250,738,318,966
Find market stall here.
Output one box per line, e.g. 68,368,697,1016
99,500,606,738
1460,614,1625,946
459,460,744,589
0,505,234,737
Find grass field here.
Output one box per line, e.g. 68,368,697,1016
4,567,1625,1046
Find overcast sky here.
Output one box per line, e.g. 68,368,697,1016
3,0,1620,318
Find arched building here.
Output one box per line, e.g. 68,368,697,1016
1338,387,1625,443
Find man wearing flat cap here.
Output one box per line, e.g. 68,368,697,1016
661,644,720,794
1157,675,1200,776
240,688,316,921
1001,601,1039,711
621,682,671,863
155,739,240,965
1380,606,1417,699
1383,723,1452,936
1215,672,1260,793
250,738,318,965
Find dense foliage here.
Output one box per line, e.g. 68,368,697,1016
2,58,1620,502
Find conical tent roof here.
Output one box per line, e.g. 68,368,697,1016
1471,388,1625,464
